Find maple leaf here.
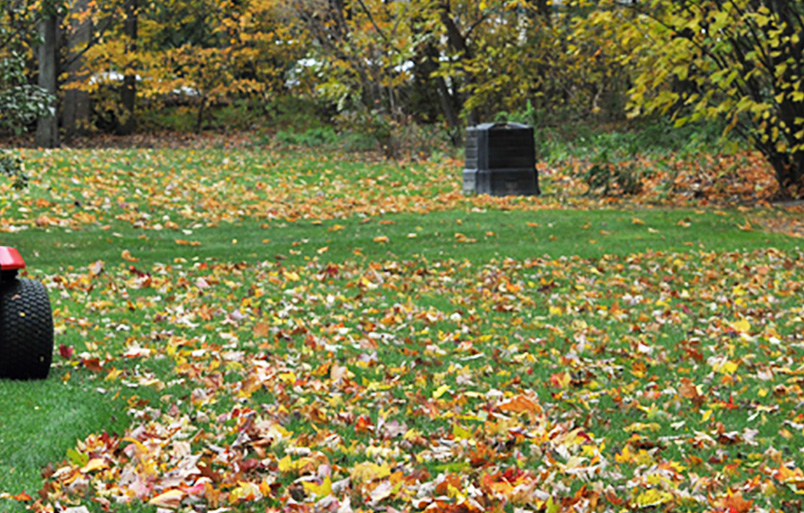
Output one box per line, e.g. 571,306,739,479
350,462,391,483
58,344,74,359
497,394,542,415
633,488,673,508
301,476,332,500
252,322,271,338
714,491,753,513
679,378,706,407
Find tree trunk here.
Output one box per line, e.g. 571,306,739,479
63,0,91,143
421,43,461,145
35,11,59,148
530,0,551,26
118,0,137,135
437,3,477,126
762,136,804,199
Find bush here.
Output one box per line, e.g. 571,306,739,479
274,126,341,148
0,53,54,136
0,151,29,190
581,150,643,197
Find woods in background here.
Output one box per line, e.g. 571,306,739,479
1,0,803,197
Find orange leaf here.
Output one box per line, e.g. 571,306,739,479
253,322,271,338
10,492,32,501
121,249,139,262
497,395,542,415
714,491,753,513
355,415,374,433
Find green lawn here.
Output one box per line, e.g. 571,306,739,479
1,147,802,512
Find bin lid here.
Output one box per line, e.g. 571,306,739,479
472,122,532,131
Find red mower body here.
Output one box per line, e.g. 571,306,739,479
0,246,52,380
0,246,25,271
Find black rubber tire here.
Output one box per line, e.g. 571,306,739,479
0,278,54,380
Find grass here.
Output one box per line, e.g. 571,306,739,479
11,209,799,272
0,146,802,512
0,374,130,500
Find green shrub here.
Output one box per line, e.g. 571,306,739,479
274,126,341,147
0,53,54,136
0,151,29,190
582,150,642,197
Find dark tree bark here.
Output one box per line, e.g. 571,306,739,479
35,10,59,148
63,0,92,142
118,0,137,135
530,0,551,25
438,2,477,126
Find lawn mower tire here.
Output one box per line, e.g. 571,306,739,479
0,278,54,380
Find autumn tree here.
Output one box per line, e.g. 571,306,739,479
76,0,302,133
590,0,804,198
287,0,418,153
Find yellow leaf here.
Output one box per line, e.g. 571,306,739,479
279,455,315,475
373,235,390,244
632,217,645,225
432,384,451,399
716,360,739,375
615,444,633,464
453,424,473,440
278,454,293,473
546,496,561,513
278,371,296,384
624,422,661,433
302,476,332,500
634,488,673,508
403,428,421,441
732,318,751,333
350,462,391,483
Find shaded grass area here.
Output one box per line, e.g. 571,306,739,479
0,372,130,502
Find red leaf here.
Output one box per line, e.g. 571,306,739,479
58,344,74,359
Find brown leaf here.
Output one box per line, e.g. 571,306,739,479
679,378,705,407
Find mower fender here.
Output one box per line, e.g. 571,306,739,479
0,246,25,271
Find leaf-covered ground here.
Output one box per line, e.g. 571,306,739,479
0,144,803,513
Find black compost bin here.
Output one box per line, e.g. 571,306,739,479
463,122,540,196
